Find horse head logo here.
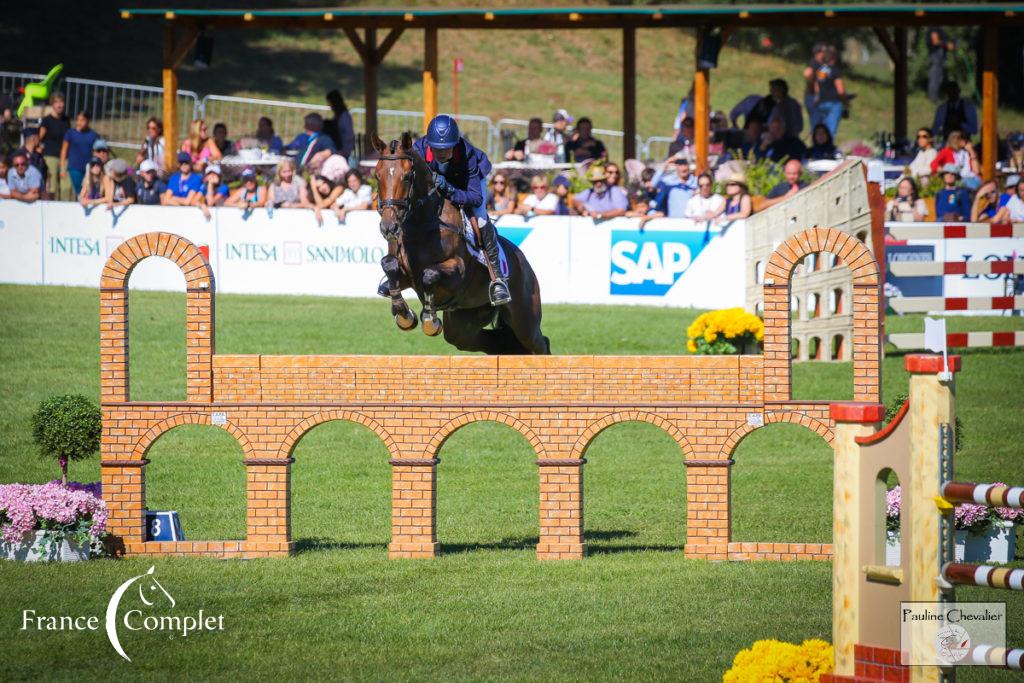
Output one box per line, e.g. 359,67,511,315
105,566,175,662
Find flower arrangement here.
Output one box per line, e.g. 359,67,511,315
0,481,107,556
723,639,834,682
687,308,764,354
886,484,1023,532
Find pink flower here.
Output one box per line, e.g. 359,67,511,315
0,482,107,544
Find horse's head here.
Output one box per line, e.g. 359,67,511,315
372,131,429,241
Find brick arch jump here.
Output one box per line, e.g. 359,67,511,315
99,232,215,404
762,227,881,403
718,412,835,459
277,410,400,460
570,411,693,460
131,412,255,460
427,411,546,459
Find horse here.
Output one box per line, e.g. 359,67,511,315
372,132,550,355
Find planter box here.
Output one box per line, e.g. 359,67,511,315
886,530,901,566
955,521,1017,564
0,530,89,563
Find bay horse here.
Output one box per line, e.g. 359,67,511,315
372,132,550,355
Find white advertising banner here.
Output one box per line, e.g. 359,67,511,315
0,201,44,285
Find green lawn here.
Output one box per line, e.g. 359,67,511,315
0,284,1021,680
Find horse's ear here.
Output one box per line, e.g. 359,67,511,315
371,132,387,153
400,130,414,152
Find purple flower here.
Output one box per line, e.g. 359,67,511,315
0,482,107,544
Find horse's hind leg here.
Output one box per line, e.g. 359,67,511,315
382,249,416,331
442,308,507,354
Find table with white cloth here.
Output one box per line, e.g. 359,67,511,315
219,152,287,180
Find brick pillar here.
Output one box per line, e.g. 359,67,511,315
683,459,732,560
185,288,214,403
762,283,791,402
99,288,128,402
851,282,882,403
101,459,148,555
244,458,293,558
536,459,586,560
388,458,439,558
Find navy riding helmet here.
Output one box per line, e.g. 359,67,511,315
425,114,460,149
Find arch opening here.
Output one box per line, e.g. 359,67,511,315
128,258,187,402
876,468,901,567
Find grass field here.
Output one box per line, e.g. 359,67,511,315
1,284,1022,680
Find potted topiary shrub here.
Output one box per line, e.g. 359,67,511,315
31,394,101,485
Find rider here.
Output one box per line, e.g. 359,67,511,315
412,114,510,306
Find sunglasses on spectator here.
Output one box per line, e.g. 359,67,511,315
14,161,28,167
698,182,712,188
493,179,506,185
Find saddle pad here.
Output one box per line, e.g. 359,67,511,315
463,217,510,279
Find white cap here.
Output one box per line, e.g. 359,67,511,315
205,164,222,176
139,160,158,173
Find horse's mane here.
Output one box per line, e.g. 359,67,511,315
404,141,434,200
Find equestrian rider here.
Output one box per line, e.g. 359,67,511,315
413,114,511,306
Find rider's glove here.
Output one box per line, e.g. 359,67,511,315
432,172,453,198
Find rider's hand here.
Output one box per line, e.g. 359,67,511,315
432,172,452,197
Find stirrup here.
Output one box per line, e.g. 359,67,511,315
377,279,391,298
489,279,511,306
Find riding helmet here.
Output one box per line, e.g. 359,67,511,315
425,114,460,149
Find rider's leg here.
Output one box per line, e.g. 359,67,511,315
473,184,511,306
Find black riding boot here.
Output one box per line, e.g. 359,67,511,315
479,219,511,306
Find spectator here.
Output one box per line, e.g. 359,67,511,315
212,123,234,157
751,79,804,138
667,117,695,159
226,168,267,210
180,119,221,170
135,117,164,172
544,110,572,163
134,160,166,206
565,117,607,164
255,117,284,154
685,172,725,221
0,107,22,158
551,175,572,216
932,82,978,139
807,124,838,161
7,151,43,203
486,173,516,216
908,128,938,180
60,111,99,197
92,139,112,168
970,181,1003,223
756,117,807,163
78,156,106,207
927,28,955,103
672,87,695,132
1001,178,1024,222
103,159,136,210
650,155,698,218
161,152,202,206
323,90,355,159
730,92,764,129
762,159,808,210
287,113,336,170
268,158,309,208
39,93,70,200
573,165,628,220
886,177,928,221
640,167,658,202
930,131,980,190
18,134,49,191
805,45,847,137
0,158,10,198
310,174,344,226
736,118,764,159
803,43,829,129
335,169,372,222
1004,133,1024,176
516,175,559,216
201,164,230,206
605,162,623,187
721,172,753,220
506,117,547,162
933,164,972,220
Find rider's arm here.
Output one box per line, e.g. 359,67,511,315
444,156,484,208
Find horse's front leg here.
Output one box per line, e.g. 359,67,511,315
419,257,464,337
381,241,416,331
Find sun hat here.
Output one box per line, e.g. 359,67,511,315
725,171,748,188
104,158,130,180
587,165,608,183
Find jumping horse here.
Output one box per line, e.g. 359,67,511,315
372,132,550,355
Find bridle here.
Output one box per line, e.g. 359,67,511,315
376,153,433,226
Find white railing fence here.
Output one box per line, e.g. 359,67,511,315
0,71,46,100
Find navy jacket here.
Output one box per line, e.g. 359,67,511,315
412,137,492,209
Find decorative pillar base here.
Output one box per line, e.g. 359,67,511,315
536,542,587,560
388,541,440,559
389,458,439,559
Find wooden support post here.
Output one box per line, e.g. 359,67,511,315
423,26,438,132
693,66,710,173
162,24,178,174
364,28,379,140
894,27,908,142
622,26,636,160
982,24,999,182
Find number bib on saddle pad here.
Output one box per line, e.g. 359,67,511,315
460,213,511,278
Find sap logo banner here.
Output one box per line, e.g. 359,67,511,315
609,229,712,296
497,226,533,248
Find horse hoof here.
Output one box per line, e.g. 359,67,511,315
421,315,443,337
395,311,418,331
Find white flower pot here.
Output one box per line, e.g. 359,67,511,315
955,521,1017,564
886,530,901,566
0,530,90,563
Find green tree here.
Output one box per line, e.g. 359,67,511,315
31,394,102,485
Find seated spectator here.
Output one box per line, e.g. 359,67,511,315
667,117,695,159
200,164,230,206
323,90,355,159
761,159,808,210
286,113,336,170
212,123,234,157
908,128,938,180
17,133,49,193
650,155,698,219
310,174,344,226
551,174,573,216
756,117,807,163
886,177,928,221
720,172,753,220
162,152,203,206
565,117,607,164
268,158,309,208
8,151,43,203
103,159,136,209
134,160,166,206
933,164,972,220
487,173,516,216
932,81,978,139
930,130,980,190
136,117,164,172
255,117,284,154
807,124,838,161
335,169,372,222
970,181,1003,223
516,175,559,216
605,162,623,187
79,156,106,207
640,167,657,201
1001,178,1024,222
730,92,763,129
626,185,662,226
61,111,99,197
685,172,725,221
506,118,547,161
544,110,572,163
0,158,10,198
573,165,628,220
92,139,112,168
180,119,221,169
750,79,804,138
735,118,764,159
1005,133,1024,176
226,168,266,210
0,107,23,159
672,87,695,132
